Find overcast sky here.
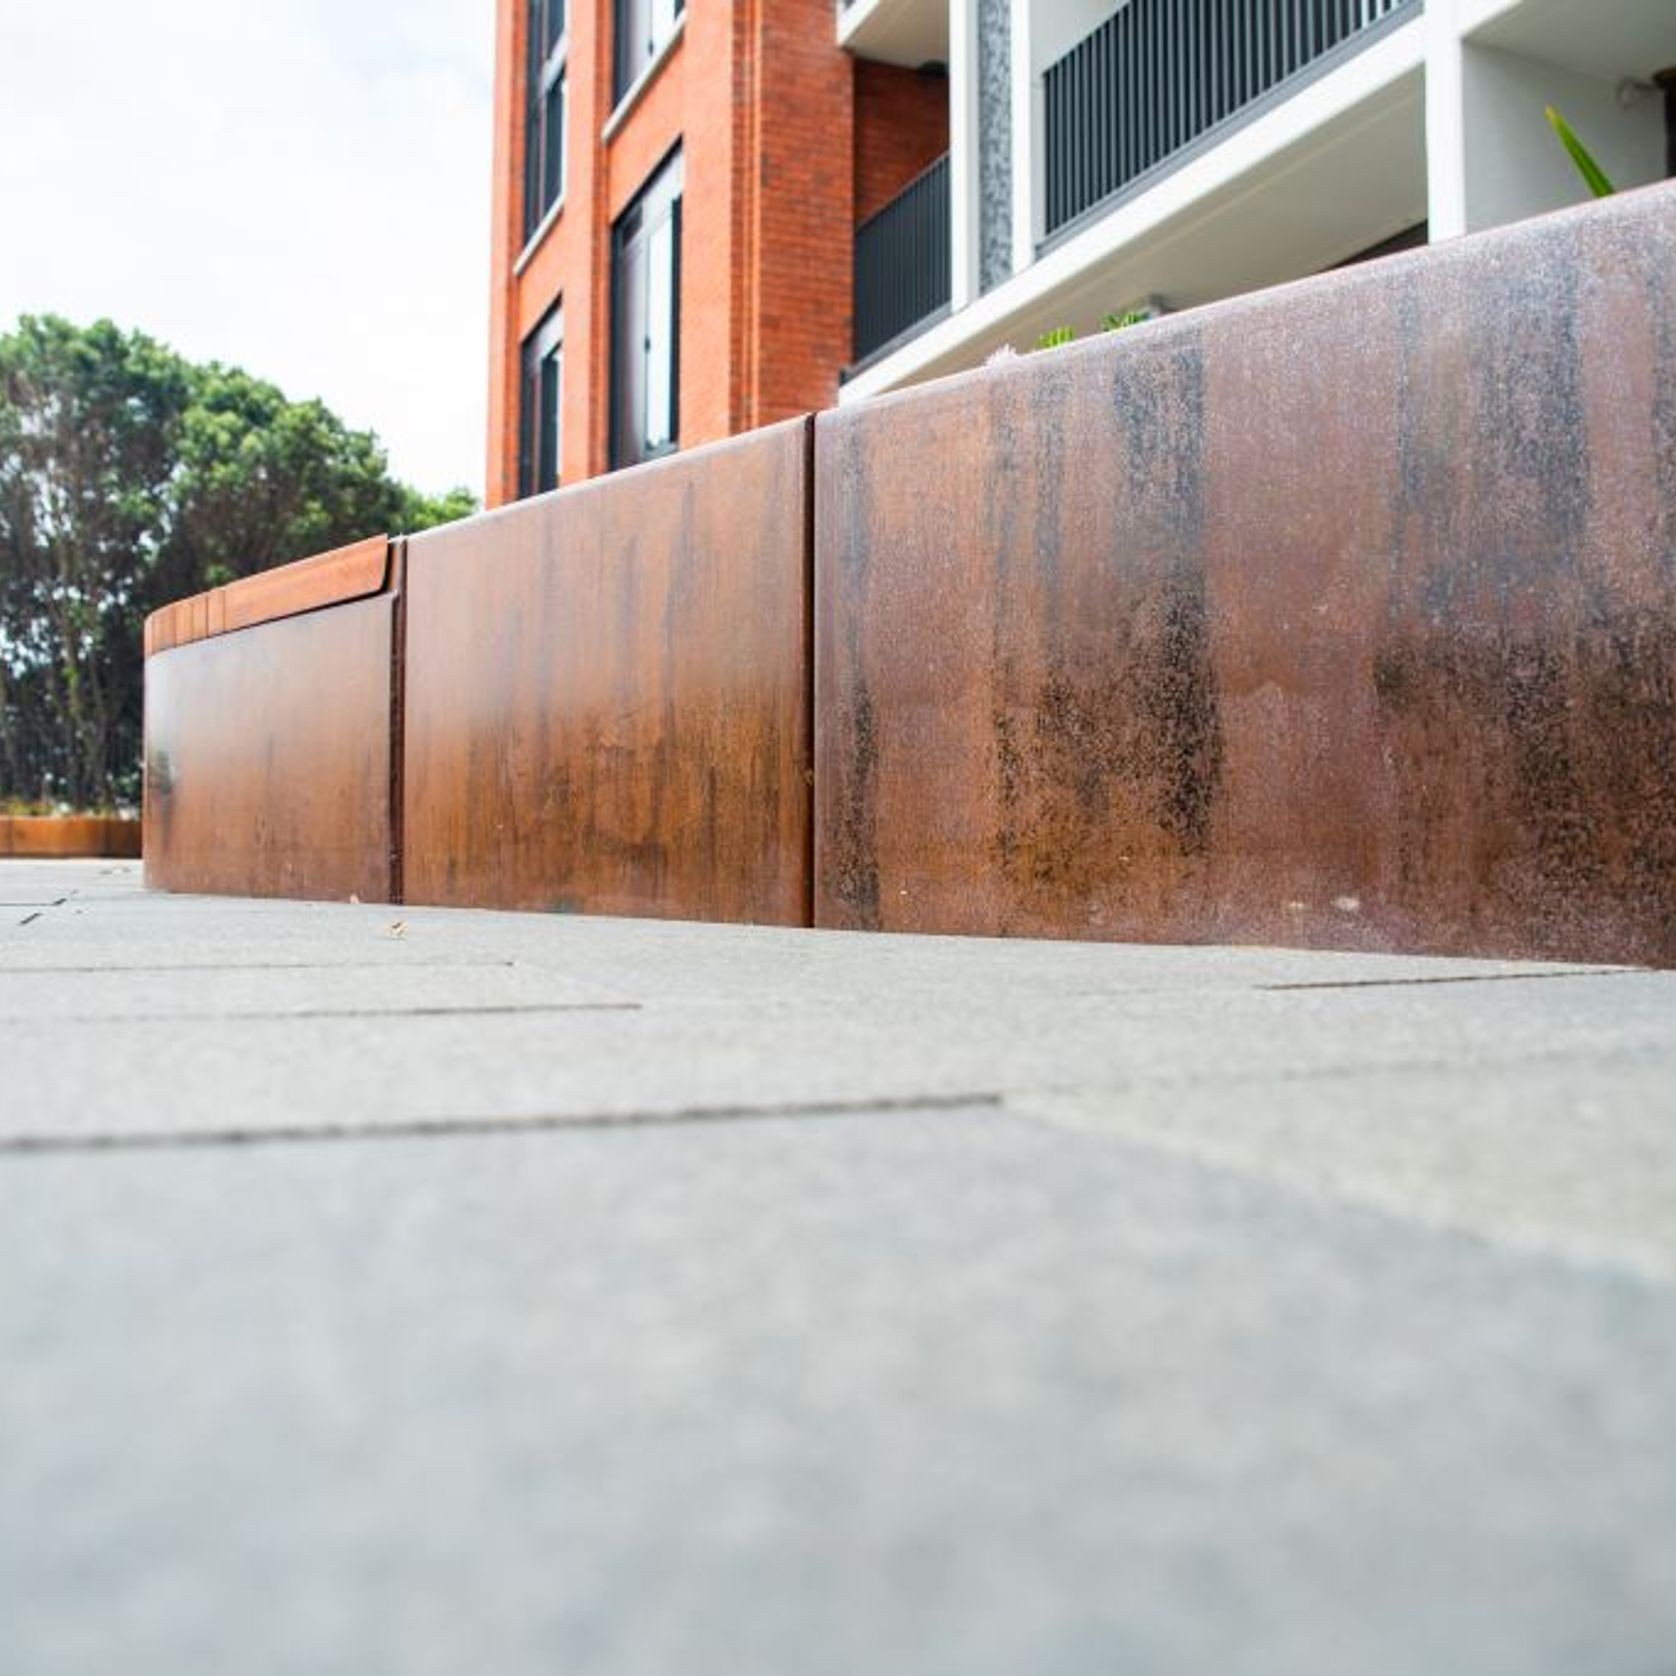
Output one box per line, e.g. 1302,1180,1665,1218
0,0,493,496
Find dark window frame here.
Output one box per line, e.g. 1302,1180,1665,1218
609,147,683,472
613,0,685,105
523,0,568,243
518,301,565,499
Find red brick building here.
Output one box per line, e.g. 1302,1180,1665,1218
488,1,1676,508
486,0,948,505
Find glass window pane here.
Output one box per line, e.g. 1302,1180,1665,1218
546,0,566,55
518,353,538,497
611,223,646,468
610,148,680,470
645,215,673,452
613,0,643,97
539,347,562,492
543,75,565,207
521,305,563,498
523,113,540,238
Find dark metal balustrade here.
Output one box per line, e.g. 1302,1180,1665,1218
1044,0,1420,239
853,152,951,364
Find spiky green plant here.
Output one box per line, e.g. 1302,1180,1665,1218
1545,107,1616,198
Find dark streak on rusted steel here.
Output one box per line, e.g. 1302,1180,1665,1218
402,418,812,924
143,596,398,903
815,182,1676,966
801,417,818,929
388,539,409,905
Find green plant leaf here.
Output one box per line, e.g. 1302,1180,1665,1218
1034,326,1076,351
1546,106,1616,198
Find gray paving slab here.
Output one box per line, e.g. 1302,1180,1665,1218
0,961,636,1022
0,862,1614,989
3,861,1675,1674
5,964,1675,1147
4,1112,1675,1676
1016,1063,1676,1282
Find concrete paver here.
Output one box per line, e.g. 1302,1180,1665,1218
3,861,1674,1673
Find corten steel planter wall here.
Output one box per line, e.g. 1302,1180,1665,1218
139,187,1676,964
0,817,141,860
401,418,812,924
815,183,1676,965
143,537,402,903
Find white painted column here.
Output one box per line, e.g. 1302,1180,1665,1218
1424,0,1468,239
949,0,982,310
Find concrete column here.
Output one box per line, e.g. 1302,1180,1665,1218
949,0,981,309
974,0,1014,292
1011,0,1036,275
1425,0,1468,240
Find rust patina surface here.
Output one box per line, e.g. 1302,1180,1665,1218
815,184,1676,964
0,818,141,859
402,419,812,923
143,586,400,903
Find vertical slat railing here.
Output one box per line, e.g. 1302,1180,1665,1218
853,153,952,363
1040,0,1418,239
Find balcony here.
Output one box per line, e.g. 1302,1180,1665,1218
838,0,949,70
852,152,951,365
1044,0,1421,241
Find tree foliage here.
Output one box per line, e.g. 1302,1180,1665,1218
0,315,474,810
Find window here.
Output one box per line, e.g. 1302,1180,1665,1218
613,0,684,104
610,149,682,471
519,303,564,498
523,0,567,241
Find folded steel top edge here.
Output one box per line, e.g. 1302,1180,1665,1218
144,534,391,657
404,414,816,550
816,177,1676,435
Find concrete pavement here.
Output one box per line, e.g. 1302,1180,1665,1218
4,860,1675,1673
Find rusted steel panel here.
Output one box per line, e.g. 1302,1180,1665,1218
0,817,141,859
143,595,397,902
141,534,389,654
403,419,811,924
815,183,1676,965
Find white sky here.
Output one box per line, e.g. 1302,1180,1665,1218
0,0,493,496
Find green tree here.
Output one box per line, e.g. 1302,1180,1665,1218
0,315,476,810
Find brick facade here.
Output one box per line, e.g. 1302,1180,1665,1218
854,61,950,227
487,0,943,506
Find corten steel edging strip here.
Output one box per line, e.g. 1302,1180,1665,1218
812,179,1676,968
218,533,390,636
0,817,142,860
141,533,391,655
